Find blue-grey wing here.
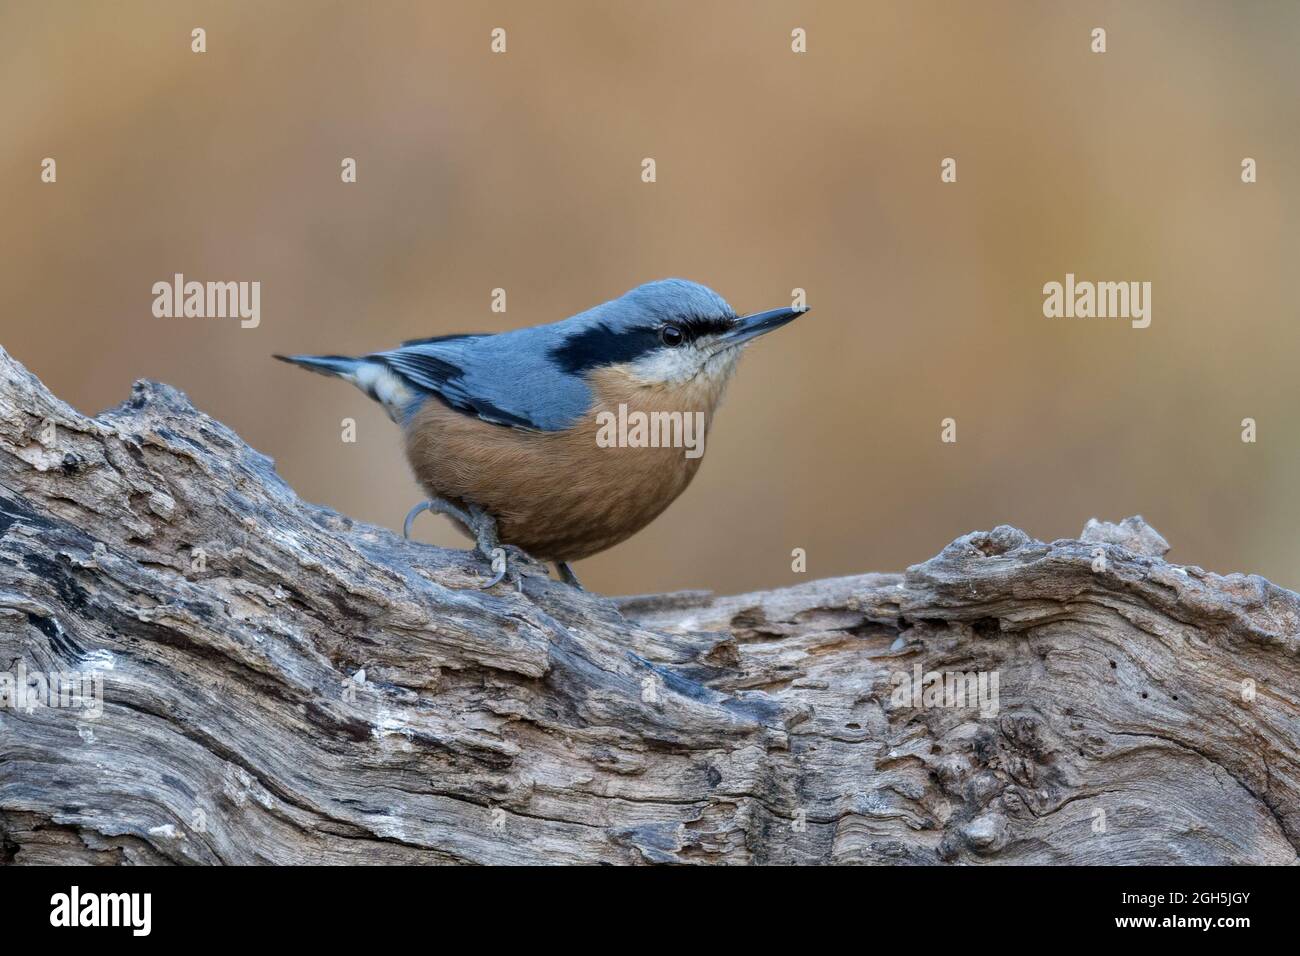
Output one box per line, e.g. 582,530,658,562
373,330,593,432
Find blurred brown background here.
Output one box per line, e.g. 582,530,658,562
3,1,1298,596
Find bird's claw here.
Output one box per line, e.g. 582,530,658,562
405,497,474,539
556,561,583,589
403,501,432,539
466,506,527,592
478,547,509,590
404,498,525,592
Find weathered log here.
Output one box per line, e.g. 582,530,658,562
0,345,1296,865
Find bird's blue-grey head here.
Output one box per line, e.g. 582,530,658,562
547,279,807,387
274,278,808,434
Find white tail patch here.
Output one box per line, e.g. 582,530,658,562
351,363,416,421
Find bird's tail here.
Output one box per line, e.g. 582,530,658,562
273,353,363,380
274,352,418,423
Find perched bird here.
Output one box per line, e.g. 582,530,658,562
276,279,806,588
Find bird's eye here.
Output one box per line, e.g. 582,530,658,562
660,324,685,348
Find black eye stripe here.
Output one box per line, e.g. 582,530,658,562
550,323,659,373
671,315,736,341
549,313,738,373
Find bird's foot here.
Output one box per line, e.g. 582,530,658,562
403,497,473,539
403,499,542,591
461,503,505,589
465,504,546,592
555,561,584,590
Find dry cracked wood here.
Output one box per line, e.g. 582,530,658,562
0,345,1297,864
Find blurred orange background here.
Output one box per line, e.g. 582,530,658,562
3,1,1298,595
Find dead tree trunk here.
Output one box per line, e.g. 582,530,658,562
0,346,1296,864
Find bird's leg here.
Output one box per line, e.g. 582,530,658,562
404,498,522,591
465,503,513,590
555,561,583,590
403,497,473,539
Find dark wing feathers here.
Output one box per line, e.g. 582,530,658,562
377,349,537,429
379,349,462,389
374,332,593,432
398,332,488,348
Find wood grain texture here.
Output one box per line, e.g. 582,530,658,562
0,345,1296,865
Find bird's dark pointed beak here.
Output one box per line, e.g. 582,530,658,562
721,305,809,348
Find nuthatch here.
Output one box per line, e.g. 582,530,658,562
276,279,807,589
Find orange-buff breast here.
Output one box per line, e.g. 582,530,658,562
402,366,728,561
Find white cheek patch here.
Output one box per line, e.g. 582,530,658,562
628,342,737,385
628,347,695,383
701,346,739,381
